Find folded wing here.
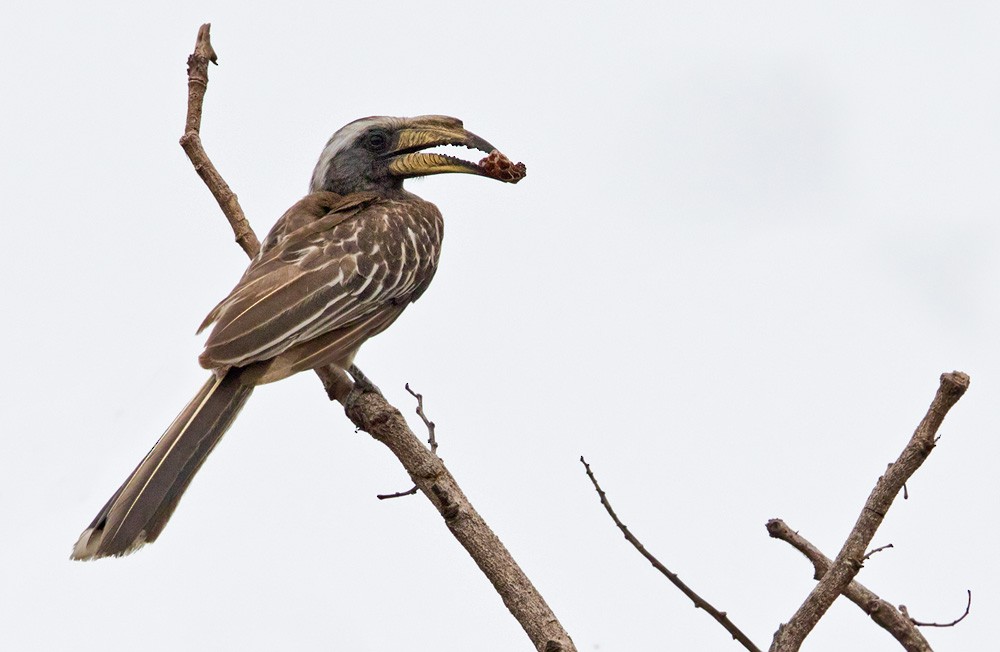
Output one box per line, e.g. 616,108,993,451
198,191,433,380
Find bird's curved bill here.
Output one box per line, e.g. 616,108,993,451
387,124,526,184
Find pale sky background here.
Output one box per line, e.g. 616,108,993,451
2,2,998,651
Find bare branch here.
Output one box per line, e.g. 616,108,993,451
179,24,258,258
902,590,971,628
179,25,575,652
581,456,762,652
353,393,575,651
770,371,969,652
767,519,933,652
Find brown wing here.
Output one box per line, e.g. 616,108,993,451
198,191,441,377
197,191,377,333
239,302,408,385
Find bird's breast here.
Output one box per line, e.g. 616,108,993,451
357,197,444,303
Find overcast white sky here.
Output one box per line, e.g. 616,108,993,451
2,2,998,650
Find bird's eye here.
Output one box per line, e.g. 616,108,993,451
365,130,390,153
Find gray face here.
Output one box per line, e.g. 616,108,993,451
309,115,522,196
310,117,405,195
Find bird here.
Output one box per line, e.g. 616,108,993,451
72,115,525,560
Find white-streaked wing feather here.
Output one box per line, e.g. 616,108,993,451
199,192,442,372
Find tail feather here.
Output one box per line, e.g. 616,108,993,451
72,369,253,560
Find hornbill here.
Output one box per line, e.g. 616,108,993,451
72,115,525,560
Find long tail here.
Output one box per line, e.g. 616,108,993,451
72,369,254,560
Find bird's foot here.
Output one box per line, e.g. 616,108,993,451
343,386,365,411
348,364,383,396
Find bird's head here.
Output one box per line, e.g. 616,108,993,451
310,115,525,195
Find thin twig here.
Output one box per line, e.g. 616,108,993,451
179,25,576,652
902,590,971,628
376,486,419,500
405,383,437,453
770,371,969,652
767,519,933,652
862,543,894,562
377,384,438,500
581,456,762,652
